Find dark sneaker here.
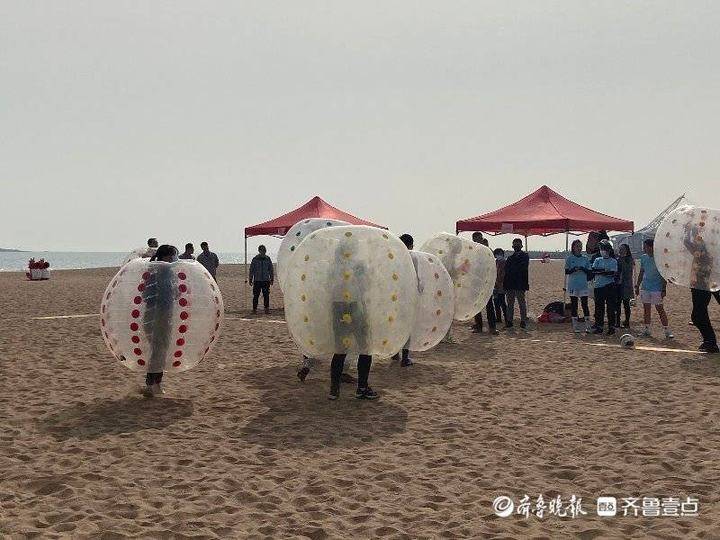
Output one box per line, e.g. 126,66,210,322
297,366,310,382
264,308,270,314
400,357,414,367
621,321,630,328
489,328,500,335
328,382,340,400
340,372,357,384
607,328,616,336
706,345,720,354
355,387,379,400
593,327,604,335
519,321,527,329
699,342,709,351
505,322,514,329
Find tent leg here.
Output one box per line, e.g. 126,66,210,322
563,231,568,310
244,235,249,309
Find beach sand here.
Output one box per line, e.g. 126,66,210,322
1,261,719,538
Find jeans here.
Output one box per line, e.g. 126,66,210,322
506,290,527,324
570,296,590,319
493,292,508,324
331,354,371,389
691,288,717,346
594,284,617,329
252,281,270,310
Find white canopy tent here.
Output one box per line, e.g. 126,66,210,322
611,194,686,257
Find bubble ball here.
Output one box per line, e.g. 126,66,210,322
655,205,720,292
420,233,497,321
407,251,455,352
100,259,224,373
620,333,635,348
277,218,350,291
283,225,419,358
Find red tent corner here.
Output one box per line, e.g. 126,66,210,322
456,185,634,237
245,196,386,237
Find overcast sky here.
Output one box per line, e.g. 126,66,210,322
2,1,719,253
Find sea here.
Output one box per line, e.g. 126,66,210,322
0,252,259,272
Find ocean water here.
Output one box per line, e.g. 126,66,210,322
0,251,256,272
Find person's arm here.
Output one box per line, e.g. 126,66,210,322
269,260,274,284
661,275,667,298
214,254,220,269
248,258,255,285
635,267,644,295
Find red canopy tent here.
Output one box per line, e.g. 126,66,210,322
243,196,386,279
456,185,634,240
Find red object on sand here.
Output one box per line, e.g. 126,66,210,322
245,196,386,237
456,185,634,236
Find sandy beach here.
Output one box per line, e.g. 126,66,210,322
1,261,720,538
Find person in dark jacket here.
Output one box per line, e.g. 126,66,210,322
503,238,530,329
249,245,274,314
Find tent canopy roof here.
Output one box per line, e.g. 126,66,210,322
245,196,386,237
456,185,634,236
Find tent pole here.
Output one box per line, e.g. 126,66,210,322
563,230,569,309
244,234,249,308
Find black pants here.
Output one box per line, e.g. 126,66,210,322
691,288,717,346
145,372,163,385
332,354,371,389
614,289,631,327
570,296,590,319
474,298,497,330
252,281,270,310
594,285,617,329
493,293,508,324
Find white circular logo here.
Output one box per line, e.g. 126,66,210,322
493,496,514,517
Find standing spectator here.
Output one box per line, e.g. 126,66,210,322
615,243,635,328
565,239,592,333
635,239,673,338
591,241,618,335
492,248,508,324
503,238,530,329
179,243,195,260
249,245,274,314
197,241,220,280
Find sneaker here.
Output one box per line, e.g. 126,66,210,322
401,357,414,367
142,385,154,398
705,344,720,354
340,372,357,384
505,322,514,329
264,308,270,314
519,321,527,329
328,382,340,400
664,329,674,339
297,366,310,382
621,321,630,329
573,322,582,334
593,327,604,335
606,328,616,336
151,383,165,396
489,329,500,336
639,328,652,337
355,387,379,400
471,326,482,333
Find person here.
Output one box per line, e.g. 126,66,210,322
471,236,498,334
635,239,673,338
615,243,635,328
503,238,529,329
249,245,274,314
179,243,195,260
492,248,508,324
392,234,416,365
683,223,719,353
143,237,159,258
197,241,220,280
143,244,179,397
591,241,618,335
565,239,591,333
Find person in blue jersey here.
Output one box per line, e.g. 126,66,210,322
591,240,619,335
565,239,592,333
635,239,673,338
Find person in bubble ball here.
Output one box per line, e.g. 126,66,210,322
684,223,719,353
142,244,179,397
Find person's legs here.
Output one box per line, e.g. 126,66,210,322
517,291,527,325
329,354,346,399
261,282,270,311
692,288,717,349
505,290,516,326
473,312,483,332
570,296,579,318
252,282,261,312
594,286,607,331
580,296,590,320
622,298,631,326
356,354,378,399
486,298,497,332
605,285,617,334
613,285,622,328
656,304,669,327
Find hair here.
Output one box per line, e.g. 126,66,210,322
471,232,483,242
258,245,267,253
185,243,193,250
147,237,158,247
399,234,413,249
619,243,631,258
571,239,583,253
643,238,654,248
201,241,209,249
512,238,523,244
598,230,610,241
493,248,505,256
150,244,178,262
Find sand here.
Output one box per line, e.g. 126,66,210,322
1,261,720,538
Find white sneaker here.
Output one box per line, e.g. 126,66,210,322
152,383,165,396
664,329,674,339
